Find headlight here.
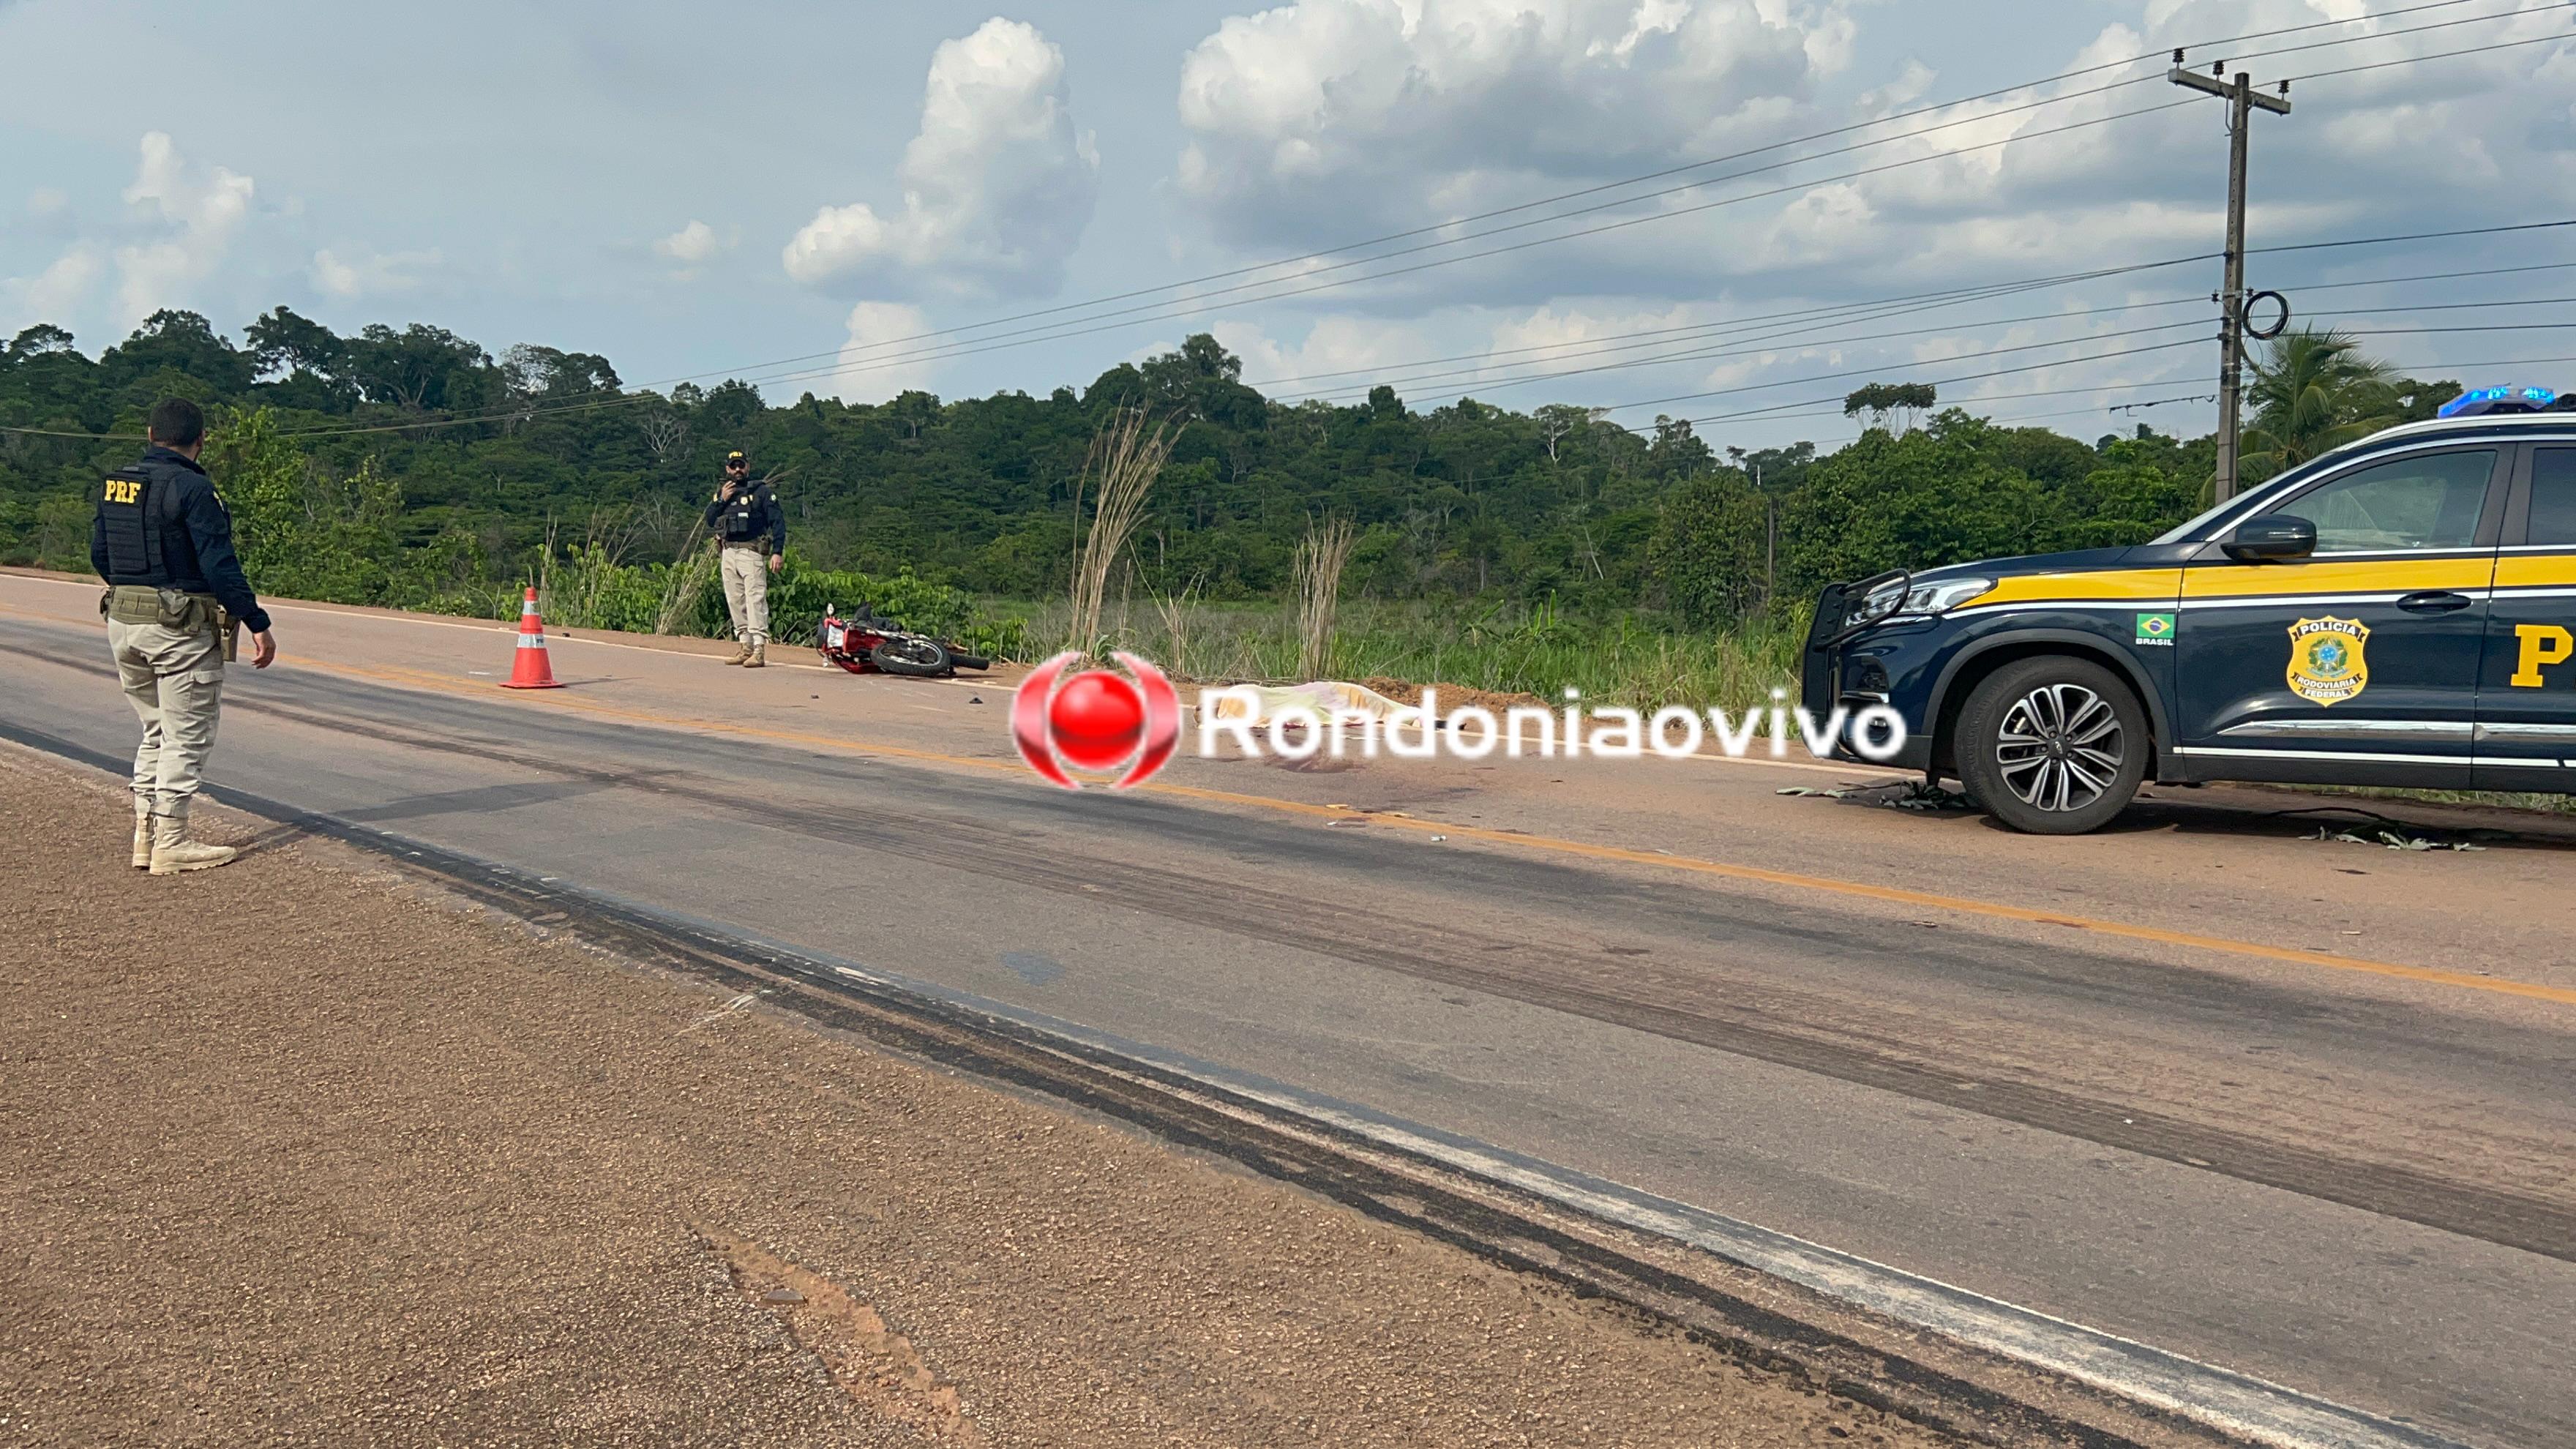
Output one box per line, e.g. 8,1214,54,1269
1856,576,1995,621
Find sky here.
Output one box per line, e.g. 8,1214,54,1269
2,0,2572,450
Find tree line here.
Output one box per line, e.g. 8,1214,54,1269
0,307,2465,637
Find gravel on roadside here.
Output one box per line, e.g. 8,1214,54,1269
0,745,1949,1448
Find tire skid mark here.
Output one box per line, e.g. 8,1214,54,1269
173,685,2576,1264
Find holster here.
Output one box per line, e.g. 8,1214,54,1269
217,606,239,662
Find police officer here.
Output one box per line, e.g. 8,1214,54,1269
704,449,784,667
91,397,277,875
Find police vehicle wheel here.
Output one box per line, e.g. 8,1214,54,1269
1955,656,2145,835
872,637,953,677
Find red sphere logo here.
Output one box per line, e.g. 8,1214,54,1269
1048,671,1146,769
1012,651,1180,789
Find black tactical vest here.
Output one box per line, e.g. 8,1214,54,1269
97,465,181,584
716,484,772,542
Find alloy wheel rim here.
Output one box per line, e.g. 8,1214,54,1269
1995,684,2123,813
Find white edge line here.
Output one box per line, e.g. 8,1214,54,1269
1046,1046,2463,1449
591,887,2460,1449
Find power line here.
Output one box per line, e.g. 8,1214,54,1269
1250,255,2576,399
2283,25,2575,82
1244,258,2203,392
257,94,2214,441
1660,317,2576,433
9,204,2569,449
145,10,2570,441
744,42,2576,395
1344,291,2576,417
1549,348,2576,439
817,0,2515,359
1287,297,2208,407
1628,328,2215,421
243,0,2566,433
2212,0,2572,70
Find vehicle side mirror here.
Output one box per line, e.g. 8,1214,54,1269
2223,514,2315,562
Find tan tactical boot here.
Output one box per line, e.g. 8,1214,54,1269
743,641,767,669
131,798,154,869
724,641,752,665
149,813,238,875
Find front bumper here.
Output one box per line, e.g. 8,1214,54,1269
1803,580,1935,772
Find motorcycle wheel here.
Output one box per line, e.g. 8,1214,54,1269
948,651,991,672
872,636,953,677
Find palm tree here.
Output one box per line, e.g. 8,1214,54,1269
2238,327,2398,484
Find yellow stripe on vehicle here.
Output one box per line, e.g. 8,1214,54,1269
1963,569,2182,607
2493,554,2576,589
2181,556,2496,599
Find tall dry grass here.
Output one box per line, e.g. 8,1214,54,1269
1065,408,1177,657
1289,516,1357,681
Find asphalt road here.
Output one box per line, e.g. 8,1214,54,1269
5,571,2572,1448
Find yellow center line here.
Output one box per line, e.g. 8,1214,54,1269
287,656,2576,1011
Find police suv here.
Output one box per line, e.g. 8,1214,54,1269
1803,386,2576,833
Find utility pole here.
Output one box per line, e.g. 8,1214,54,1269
1757,463,1774,610
2170,54,2291,502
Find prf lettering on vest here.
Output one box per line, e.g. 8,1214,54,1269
2511,624,2575,687
102,477,140,504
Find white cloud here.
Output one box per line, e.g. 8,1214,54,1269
4,246,104,334
310,246,440,299
783,18,1098,299
655,219,731,268
819,301,944,403
1160,0,2575,348
113,132,254,327
1175,0,1842,244
1213,315,1434,395
26,187,67,216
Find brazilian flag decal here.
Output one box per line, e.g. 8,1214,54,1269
2135,612,2176,646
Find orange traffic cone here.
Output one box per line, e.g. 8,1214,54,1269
501,586,563,689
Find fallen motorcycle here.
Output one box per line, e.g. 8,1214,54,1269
815,603,991,678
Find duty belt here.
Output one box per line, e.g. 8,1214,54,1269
103,585,231,656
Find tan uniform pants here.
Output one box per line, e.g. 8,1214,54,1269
107,615,224,818
719,544,771,645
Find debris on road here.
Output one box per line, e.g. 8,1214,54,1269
2305,824,2488,852
1778,780,1975,812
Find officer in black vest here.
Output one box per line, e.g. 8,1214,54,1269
704,449,785,667
91,397,276,875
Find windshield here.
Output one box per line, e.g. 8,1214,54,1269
2146,449,2345,544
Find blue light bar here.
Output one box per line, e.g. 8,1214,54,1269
2438,383,2558,418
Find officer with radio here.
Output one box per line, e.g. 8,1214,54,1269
91,397,276,875
704,448,784,667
